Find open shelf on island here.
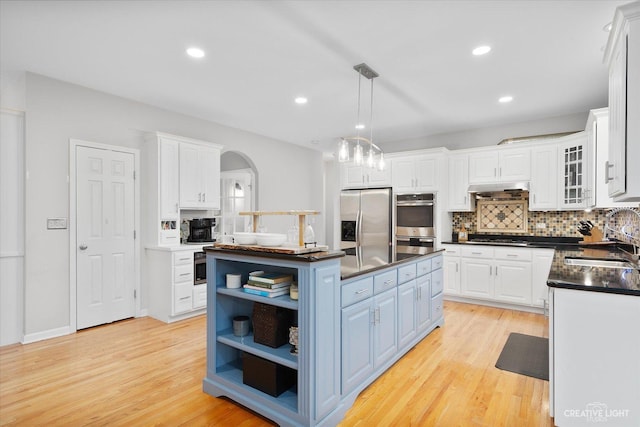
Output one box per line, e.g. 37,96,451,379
215,362,298,413
239,210,320,247
217,329,298,370
217,287,299,310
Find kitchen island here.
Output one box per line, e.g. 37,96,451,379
202,246,444,427
547,246,639,427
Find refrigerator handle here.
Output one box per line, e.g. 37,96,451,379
356,208,363,268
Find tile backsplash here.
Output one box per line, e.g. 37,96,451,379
452,209,610,238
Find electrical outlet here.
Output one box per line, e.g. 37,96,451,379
536,223,546,229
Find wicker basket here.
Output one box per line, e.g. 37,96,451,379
252,302,292,348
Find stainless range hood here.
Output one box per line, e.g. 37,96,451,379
468,181,530,193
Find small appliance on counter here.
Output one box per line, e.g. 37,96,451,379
187,218,216,243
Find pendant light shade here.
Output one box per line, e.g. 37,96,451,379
337,63,385,170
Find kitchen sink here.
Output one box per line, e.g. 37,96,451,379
563,257,635,269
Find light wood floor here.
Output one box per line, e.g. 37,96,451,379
0,301,553,426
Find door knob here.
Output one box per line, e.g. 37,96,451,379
79,244,88,250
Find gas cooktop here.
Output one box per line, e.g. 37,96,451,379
466,238,529,247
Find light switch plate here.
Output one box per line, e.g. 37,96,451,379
47,218,67,229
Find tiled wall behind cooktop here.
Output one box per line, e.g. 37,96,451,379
451,209,610,238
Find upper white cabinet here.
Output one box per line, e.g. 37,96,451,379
556,132,593,210
179,142,221,210
588,108,637,208
144,133,181,246
604,2,640,201
341,163,391,189
390,152,442,193
529,144,558,210
447,154,474,211
468,147,530,184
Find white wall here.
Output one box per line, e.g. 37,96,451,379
21,72,324,341
0,109,25,345
379,111,591,152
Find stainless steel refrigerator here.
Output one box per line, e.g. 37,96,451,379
340,187,392,274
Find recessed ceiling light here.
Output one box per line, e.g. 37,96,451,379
499,95,513,103
472,45,491,56
294,97,308,104
186,47,205,58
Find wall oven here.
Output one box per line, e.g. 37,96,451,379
194,251,206,285
395,193,435,248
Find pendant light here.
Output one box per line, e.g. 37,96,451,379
338,63,385,170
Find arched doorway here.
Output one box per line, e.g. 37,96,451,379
220,151,258,238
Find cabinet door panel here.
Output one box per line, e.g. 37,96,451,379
159,139,180,220
416,274,431,332
448,155,472,211
341,299,373,393
397,281,417,349
391,157,415,191
469,152,499,184
494,261,532,305
530,145,557,210
179,143,202,207
499,148,530,181
415,156,438,190
443,257,461,295
373,289,397,368
461,259,493,298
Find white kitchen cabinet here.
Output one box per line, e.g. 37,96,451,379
390,153,441,193
180,142,221,209
456,245,535,308
442,244,461,295
531,248,554,308
468,147,530,184
447,154,475,211
493,249,532,306
604,2,640,202
588,109,638,209
557,132,593,210
144,133,181,246
529,144,558,210
550,288,640,426
146,247,206,323
340,163,391,189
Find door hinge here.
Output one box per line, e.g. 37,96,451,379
134,289,137,298
133,230,136,239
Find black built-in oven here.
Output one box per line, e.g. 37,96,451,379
395,193,435,247
194,251,206,285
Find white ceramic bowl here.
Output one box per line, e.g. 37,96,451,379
233,232,258,245
256,233,287,247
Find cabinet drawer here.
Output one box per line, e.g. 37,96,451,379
193,284,207,309
342,277,373,307
432,293,444,320
374,270,397,294
160,230,180,245
442,244,461,256
461,246,494,258
431,255,443,270
494,247,532,261
173,282,193,314
173,251,194,266
174,264,193,283
431,268,443,296
398,264,417,284
417,259,432,276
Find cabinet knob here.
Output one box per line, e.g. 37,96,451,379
79,244,88,250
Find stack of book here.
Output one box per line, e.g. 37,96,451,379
243,272,293,298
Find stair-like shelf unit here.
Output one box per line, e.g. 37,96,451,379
239,210,319,247
203,248,342,427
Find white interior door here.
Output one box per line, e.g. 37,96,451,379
76,145,135,329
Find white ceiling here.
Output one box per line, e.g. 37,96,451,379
0,0,627,153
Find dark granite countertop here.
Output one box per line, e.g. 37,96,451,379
203,246,346,262
340,247,444,280
547,246,640,296
441,235,640,296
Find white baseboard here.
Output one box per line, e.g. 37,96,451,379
136,309,148,318
444,295,545,314
22,325,72,344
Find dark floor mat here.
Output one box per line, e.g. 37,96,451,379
495,332,549,381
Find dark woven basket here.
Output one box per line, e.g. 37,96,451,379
252,302,292,348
